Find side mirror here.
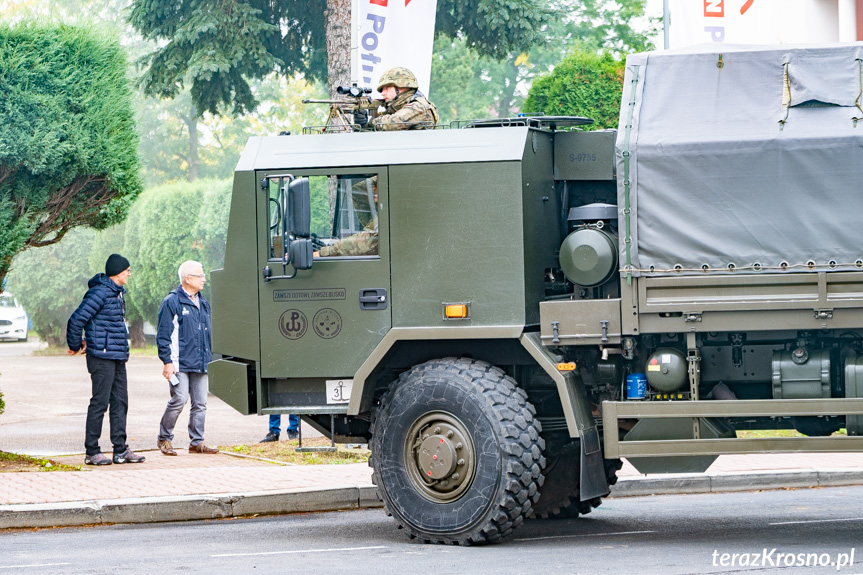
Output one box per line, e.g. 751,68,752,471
290,238,313,270
288,178,311,237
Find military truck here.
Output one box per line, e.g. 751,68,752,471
209,43,863,544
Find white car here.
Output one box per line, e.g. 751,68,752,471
0,293,28,342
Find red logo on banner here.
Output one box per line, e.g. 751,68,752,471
704,0,724,17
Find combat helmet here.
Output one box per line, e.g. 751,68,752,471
377,67,418,92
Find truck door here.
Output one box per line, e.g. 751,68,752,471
257,169,390,382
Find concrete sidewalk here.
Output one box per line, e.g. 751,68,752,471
3,449,863,530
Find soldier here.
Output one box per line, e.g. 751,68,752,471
355,67,439,131
317,177,378,257
317,226,377,257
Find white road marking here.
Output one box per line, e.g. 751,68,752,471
212,545,387,558
0,564,72,570
769,517,863,526
516,530,656,542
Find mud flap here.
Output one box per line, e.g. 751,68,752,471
579,427,610,500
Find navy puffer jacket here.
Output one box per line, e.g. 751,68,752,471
66,274,129,361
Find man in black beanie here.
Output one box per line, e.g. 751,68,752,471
67,254,145,466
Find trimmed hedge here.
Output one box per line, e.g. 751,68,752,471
523,48,625,130
0,22,142,287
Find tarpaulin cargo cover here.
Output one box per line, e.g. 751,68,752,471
616,43,863,278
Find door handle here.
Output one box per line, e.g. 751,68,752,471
359,289,387,310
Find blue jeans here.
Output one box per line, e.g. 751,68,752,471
269,414,299,435
158,372,208,446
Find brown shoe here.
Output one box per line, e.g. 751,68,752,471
158,439,177,456
188,443,219,454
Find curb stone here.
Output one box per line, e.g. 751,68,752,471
609,470,863,498
0,487,383,530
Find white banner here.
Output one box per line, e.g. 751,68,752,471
352,0,438,98
667,0,854,48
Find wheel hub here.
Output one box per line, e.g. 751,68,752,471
405,412,476,502
417,435,458,479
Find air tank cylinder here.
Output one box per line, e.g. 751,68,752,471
645,348,688,392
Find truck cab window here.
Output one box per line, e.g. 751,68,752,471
311,174,379,258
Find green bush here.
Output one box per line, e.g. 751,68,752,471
6,179,231,347
127,178,231,323
523,47,625,130
0,22,142,287
5,228,96,347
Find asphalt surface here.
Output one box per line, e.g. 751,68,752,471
4,487,863,574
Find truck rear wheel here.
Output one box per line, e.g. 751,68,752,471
370,358,546,545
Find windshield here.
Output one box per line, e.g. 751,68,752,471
0,296,19,308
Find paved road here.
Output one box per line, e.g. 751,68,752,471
0,340,315,456
3,485,863,574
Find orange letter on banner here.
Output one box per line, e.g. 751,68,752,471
704,0,724,17
370,0,387,6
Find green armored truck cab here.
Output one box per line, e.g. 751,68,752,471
210,44,863,544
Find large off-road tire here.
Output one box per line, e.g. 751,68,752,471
532,435,622,519
370,358,546,545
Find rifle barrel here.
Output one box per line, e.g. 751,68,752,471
302,99,356,105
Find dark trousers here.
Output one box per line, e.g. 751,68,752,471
85,355,129,456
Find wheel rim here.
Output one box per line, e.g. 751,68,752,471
404,411,476,503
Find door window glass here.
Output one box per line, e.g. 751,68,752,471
311,174,379,258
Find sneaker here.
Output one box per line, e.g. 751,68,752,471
113,449,146,464
158,439,177,456
84,453,112,466
260,431,280,443
286,430,299,440
189,443,219,454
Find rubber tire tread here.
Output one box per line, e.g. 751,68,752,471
369,358,546,545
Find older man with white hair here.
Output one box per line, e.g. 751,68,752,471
155,260,218,455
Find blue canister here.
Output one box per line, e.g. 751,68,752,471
626,373,648,400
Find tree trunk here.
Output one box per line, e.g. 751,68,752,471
44,325,65,348
496,59,519,119
128,318,146,348
325,0,352,212
185,103,199,182
325,0,352,97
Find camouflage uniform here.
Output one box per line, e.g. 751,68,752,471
369,89,439,131
318,221,378,257
319,177,379,257
366,67,439,131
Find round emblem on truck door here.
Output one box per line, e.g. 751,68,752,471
278,309,308,339
313,308,342,339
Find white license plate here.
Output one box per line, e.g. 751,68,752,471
326,379,353,404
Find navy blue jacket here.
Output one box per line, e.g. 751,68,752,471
66,274,129,361
156,287,211,373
